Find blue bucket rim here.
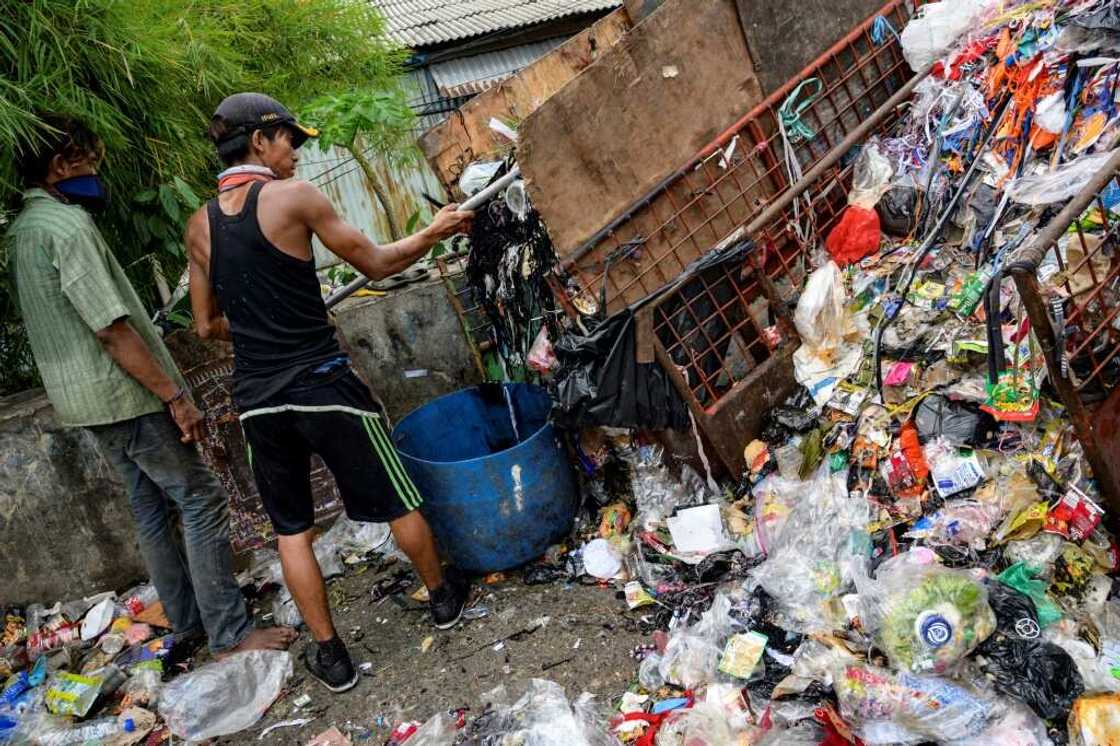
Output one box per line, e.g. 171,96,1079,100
391,382,554,466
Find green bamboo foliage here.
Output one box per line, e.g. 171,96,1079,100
0,0,409,394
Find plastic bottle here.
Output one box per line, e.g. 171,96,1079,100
121,585,159,617
20,714,134,746
949,264,994,318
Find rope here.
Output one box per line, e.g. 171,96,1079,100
778,78,823,144
778,78,823,250
870,15,899,46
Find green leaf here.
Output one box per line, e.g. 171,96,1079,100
172,176,201,210
405,209,421,234
134,189,158,205
166,309,193,329
158,185,181,223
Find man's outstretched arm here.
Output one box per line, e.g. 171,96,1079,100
292,181,473,281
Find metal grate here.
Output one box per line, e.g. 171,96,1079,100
1010,150,1120,514
653,250,780,410
559,0,917,317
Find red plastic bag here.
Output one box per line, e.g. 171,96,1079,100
825,206,881,266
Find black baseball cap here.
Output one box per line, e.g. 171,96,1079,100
210,92,319,148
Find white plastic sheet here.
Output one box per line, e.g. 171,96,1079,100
158,650,292,741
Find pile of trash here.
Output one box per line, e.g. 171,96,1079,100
0,516,398,744
488,0,1120,744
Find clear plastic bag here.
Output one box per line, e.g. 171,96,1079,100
158,650,292,741
858,560,996,675
834,664,998,744
1008,150,1118,205
407,710,457,746
317,514,394,566
272,587,304,628
792,262,863,404
655,701,747,745
458,161,502,197
749,464,869,633
945,699,1053,746
658,593,736,689
464,679,614,746
849,140,894,209
900,0,990,72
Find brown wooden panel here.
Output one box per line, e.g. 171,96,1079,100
417,10,631,193
519,0,764,260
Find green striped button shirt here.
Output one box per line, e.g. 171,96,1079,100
6,188,184,427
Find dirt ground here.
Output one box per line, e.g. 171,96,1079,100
222,559,647,744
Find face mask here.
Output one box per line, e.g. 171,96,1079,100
54,174,109,211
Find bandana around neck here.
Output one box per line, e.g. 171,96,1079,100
216,164,276,193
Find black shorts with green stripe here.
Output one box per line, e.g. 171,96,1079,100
240,367,422,535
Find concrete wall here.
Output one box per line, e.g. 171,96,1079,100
0,277,481,601
333,273,485,423
0,391,146,605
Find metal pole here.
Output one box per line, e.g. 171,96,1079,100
324,165,522,310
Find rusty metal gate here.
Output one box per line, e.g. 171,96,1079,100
553,0,923,471
1009,148,1120,516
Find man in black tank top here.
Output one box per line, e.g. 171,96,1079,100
185,93,474,693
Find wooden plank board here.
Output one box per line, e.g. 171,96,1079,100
518,0,765,260
417,9,631,193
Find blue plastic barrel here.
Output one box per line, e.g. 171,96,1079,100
392,383,577,573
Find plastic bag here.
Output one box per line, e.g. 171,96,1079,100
859,561,996,674
825,206,881,266
914,395,986,446
655,701,747,745
835,664,998,744
849,141,894,209
750,464,870,633
407,710,457,746
794,261,851,357
659,593,736,689
945,700,1053,746
527,327,557,374
458,161,502,197
551,309,690,431
316,514,393,566
1036,91,1067,135
792,262,863,404
900,0,989,72
158,650,292,740
1009,150,1118,205
878,181,921,237
464,679,613,746
975,633,1084,720
997,563,1061,627
272,587,303,628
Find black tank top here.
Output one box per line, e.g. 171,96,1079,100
208,181,342,410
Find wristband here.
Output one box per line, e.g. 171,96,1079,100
164,387,188,406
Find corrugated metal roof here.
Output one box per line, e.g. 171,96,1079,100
428,37,566,97
371,0,621,48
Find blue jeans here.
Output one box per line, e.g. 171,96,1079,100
87,411,251,653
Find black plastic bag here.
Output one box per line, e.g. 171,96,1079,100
914,394,993,446
877,183,920,237
986,581,1041,640
974,635,1083,720
551,310,689,430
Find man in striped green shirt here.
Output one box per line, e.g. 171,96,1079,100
6,115,294,656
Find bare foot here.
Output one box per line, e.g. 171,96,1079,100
216,626,298,659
